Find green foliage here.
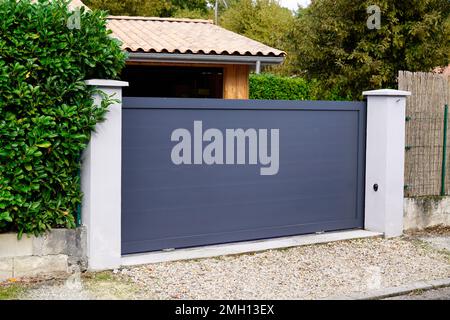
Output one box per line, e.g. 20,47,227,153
0,283,26,299
220,0,295,75
172,7,212,19
249,73,318,100
0,0,126,236
291,0,450,99
250,73,350,101
171,0,209,13
83,0,210,18
220,0,293,49
83,0,170,16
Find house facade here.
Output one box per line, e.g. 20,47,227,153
106,16,285,99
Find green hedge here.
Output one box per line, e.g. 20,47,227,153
0,0,126,236
249,73,352,101
249,73,318,100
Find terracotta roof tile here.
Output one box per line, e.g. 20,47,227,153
107,16,285,57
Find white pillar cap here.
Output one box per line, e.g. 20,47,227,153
85,79,129,87
363,89,411,96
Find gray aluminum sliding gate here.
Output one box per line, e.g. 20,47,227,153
121,98,366,254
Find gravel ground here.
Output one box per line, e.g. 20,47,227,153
12,234,450,300
23,278,92,300
123,237,450,300
384,286,450,300
407,226,450,252
22,271,141,300
419,236,450,252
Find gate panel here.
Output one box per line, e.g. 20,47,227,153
122,98,365,254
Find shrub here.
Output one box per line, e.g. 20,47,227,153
249,73,353,101
249,73,318,100
0,0,126,236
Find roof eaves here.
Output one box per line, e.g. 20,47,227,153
126,52,285,65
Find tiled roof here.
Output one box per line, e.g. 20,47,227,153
107,16,286,57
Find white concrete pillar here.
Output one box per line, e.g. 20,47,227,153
82,79,128,270
363,89,411,237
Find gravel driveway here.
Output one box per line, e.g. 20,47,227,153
123,236,450,300
17,234,450,300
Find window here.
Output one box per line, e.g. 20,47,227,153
122,65,224,98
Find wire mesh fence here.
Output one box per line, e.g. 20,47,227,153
398,71,450,197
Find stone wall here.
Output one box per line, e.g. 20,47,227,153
0,227,86,281
404,197,450,230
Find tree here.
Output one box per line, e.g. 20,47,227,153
291,0,450,99
219,0,295,74
172,0,213,20
83,0,210,17
171,0,209,13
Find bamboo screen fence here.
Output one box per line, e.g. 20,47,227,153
398,71,450,197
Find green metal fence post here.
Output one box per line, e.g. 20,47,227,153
441,104,448,196
76,162,82,227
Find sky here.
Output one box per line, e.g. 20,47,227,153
278,0,311,11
